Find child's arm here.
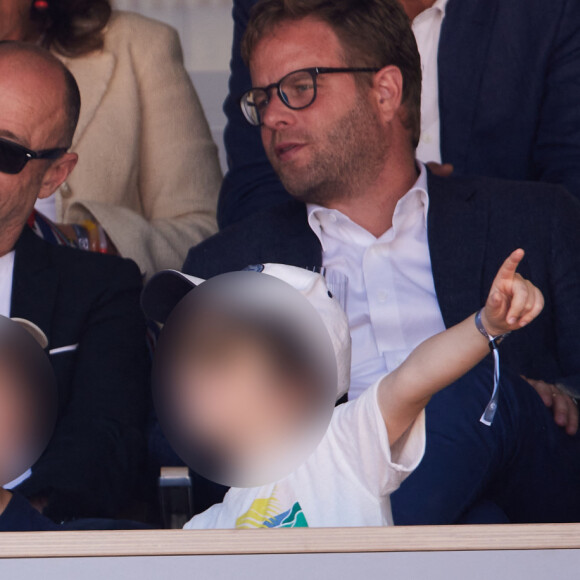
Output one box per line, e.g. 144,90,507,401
379,249,544,445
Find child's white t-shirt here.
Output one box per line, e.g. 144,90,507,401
184,379,425,529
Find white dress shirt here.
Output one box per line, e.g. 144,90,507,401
34,194,58,223
307,164,446,400
412,0,449,164
0,251,15,318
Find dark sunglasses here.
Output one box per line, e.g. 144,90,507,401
0,137,68,175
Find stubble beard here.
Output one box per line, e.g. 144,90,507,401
272,100,390,207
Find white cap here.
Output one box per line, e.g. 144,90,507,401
142,264,351,399
11,318,48,349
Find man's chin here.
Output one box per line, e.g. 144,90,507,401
275,167,309,195
278,177,311,201
272,162,335,204
281,182,334,206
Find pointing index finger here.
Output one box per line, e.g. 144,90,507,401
496,249,525,282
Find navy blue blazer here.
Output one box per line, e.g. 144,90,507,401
0,493,57,532
186,173,580,396
218,0,580,228
11,228,150,522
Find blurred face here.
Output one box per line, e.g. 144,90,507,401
249,17,390,206
173,316,314,467
0,0,33,41
0,357,35,485
152,272,339,488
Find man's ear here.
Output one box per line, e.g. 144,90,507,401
373,65,404,124
37,153,78,200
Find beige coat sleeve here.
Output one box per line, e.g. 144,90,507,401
64,13,222,278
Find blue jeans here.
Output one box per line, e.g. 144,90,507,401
391,360,580,524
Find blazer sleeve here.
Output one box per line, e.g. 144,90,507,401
548,191,580,396
76,22,222,277
183,201,322,279
0,493,58,532
532,0,580,200
218,0,293,229
17,256,150,521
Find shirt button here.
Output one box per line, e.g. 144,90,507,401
329,214,338,224
377,290,388,303
60,182,73,198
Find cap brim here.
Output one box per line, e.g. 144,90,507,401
141,270,204,324
11,318,49,349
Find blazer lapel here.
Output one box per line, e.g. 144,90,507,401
57,50,116,148
427,173,489,328
438,0,500,169
10,228,59,345
271,202,323,268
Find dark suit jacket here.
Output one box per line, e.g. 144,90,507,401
0,493,57,532
187,173,580,396
218,0,580,228
11,228,150,522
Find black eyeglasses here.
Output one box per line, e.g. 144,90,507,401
0,137,68,175
240,67,380,126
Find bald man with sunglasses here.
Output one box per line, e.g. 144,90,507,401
0,41,150,523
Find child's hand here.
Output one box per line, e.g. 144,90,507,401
481,249,544,336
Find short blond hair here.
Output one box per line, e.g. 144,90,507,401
242,0,422,148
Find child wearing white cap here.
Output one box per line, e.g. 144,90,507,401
142,249,543,529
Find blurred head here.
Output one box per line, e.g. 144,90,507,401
0,317,57,486
151,270,339,487
173,310,322,465
241,0,421,206
0,41,79,250
0,0,111,56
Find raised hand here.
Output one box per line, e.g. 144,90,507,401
481,249,544,336
379,250,544,444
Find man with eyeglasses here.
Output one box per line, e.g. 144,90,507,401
184,0,580,525
0,41,149,524
219,0,580,228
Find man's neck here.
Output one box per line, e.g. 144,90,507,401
328,157,420,238
398,0,437,20
0,222,24,258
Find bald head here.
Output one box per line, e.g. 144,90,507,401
0,41,81,146
0,41,81,256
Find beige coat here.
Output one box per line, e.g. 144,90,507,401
55,11,222,277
